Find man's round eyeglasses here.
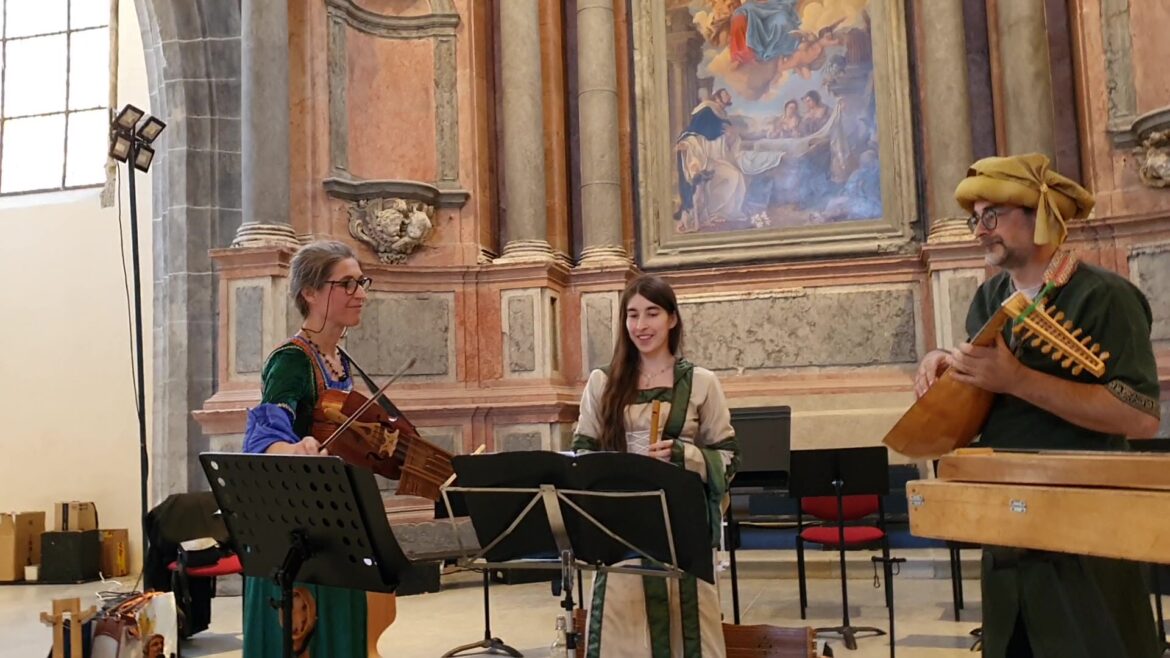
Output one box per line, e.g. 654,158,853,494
327,277,372,295
967,207,1003,232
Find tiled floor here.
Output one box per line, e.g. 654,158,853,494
4,551,1164,657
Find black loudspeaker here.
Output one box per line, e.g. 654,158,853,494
40,530,100,583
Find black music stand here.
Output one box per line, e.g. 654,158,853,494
435,487,522,658
199,453,410,658
726,406,791,623
442,451,712,653
789,446,891,652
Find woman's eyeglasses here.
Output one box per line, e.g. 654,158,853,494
327,276,373,295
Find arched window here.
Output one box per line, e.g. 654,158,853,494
0,0,110,195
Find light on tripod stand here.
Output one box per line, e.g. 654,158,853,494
108,102,167,562
109,104,166,173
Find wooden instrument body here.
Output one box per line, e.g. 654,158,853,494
722,623,819,658
882,288,1108,459
881,306,1008,458
570,609,819,657
312,388,454,501
907,450,1170,564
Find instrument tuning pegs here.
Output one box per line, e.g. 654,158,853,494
1100,351,1110,361
1033,338,1045,349
1061,356,1075,370
1053,311,1065,322
1062,320,1074,330
1071,364,1084,376
1070,328,1083,338
1051,350,1064,361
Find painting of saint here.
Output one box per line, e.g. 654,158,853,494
670,0,882,234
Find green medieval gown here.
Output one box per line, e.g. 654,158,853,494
241,336,367,657
965,259,1163,658
571,359,741,658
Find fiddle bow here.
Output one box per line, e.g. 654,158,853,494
313,354,455,500
318,357,416,451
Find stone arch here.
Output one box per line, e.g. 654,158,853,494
133,0,243,500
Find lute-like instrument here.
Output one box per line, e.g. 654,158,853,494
883,288,1108,459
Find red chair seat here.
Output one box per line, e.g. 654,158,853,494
168,554,243,578
801,525,885,547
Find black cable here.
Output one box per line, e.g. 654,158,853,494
115,167,140,415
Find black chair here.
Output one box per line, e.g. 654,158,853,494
725,406,792,624
790,446,892,651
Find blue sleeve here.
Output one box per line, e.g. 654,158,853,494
242,403,300,454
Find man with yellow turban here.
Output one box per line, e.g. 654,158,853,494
915,153,1163,657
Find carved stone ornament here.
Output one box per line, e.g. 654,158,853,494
347,197,435,263
1134,129,1170,189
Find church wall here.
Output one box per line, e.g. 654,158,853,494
193,0,1170,499
0,0,153,569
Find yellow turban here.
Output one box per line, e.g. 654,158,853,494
953,153,1094,246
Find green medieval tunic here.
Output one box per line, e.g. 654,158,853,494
965,261,1163,658
571,359,740,658
241,337,367,657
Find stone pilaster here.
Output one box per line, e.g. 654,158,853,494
234,0,299,247
496,0,554,263
995,0,1057,157
918,0,974,223
575,0,630,267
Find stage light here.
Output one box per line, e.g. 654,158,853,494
114,104,145,132
107,102,167,559
133,144,155,172
137,115,167,144
109,131,132,162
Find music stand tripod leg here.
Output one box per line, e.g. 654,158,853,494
813,479,885,651
441,570,523,657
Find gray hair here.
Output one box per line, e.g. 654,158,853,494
289,240,357,317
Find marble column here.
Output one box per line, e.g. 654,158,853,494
576,0,630,267
919,0,974,232
233,0,299,247
496,0,554,262
995,0,1057,158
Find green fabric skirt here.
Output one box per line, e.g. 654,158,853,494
979,548,1162,658
243,576,367,657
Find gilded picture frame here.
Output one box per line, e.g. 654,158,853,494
632,0,918,267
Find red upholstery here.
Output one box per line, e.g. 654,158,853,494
801,525,885,547
167,554,243,578
801,494,878,521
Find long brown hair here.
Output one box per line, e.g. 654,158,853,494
597,275,684,452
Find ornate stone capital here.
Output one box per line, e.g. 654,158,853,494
346,197,435,264
1134,127,1170,189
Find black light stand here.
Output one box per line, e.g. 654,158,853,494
108,104,167,559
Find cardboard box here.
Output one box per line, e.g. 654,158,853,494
1,511,46,582
99,529,130,577
54,501,98,532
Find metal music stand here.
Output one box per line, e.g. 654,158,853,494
789,446,892,652
199,453,410,658
435,484,522,658
442,451,712,654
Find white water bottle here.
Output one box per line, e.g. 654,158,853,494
549,615,569,657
